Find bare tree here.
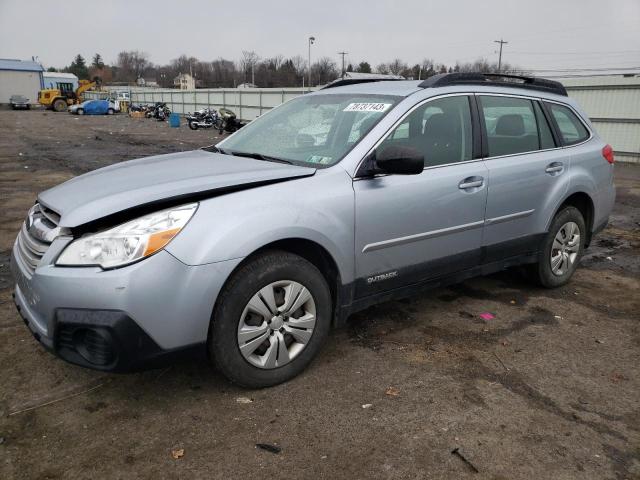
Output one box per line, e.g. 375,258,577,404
116,50,150,82
240,50,260,84
419,58,436,78
310,57,338,86
453,58,519,74
290,55,306,77
387,58,408,75
101,51,523,88
376,63,390,74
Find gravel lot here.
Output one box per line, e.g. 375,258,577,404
1,109,638,480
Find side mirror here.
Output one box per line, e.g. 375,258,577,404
375,146,424,175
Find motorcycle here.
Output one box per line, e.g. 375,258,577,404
146,102,171,121
218,108,245,134
129,103,147,113
186,107,223,131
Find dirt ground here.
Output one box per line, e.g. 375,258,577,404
0,109,638,480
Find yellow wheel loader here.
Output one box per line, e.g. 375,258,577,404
38,79,98,112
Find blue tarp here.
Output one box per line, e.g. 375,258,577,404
83,100,110,115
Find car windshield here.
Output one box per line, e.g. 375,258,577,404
219,93,401,167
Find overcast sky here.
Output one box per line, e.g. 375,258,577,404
1,0,639,74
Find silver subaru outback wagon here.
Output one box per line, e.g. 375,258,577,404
11,73,615,387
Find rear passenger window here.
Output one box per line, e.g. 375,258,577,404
546,103,590,145
378,95,473,167
479,96,540,157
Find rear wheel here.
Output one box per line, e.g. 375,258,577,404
529,206,585,288
188,121,198,130
52,98,67,112
209,251,332,388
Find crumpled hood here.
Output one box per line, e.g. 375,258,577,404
38,149,316,228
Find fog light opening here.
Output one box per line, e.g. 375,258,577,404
72,328,116,366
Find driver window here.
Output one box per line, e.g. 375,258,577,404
377,96,473,167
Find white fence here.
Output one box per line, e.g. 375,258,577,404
88,76,640,163
86,87,315,120
562,76,640,164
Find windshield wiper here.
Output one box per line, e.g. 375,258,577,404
227,150,293,165
202,144,231,155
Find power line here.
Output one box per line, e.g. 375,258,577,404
509,50,640,56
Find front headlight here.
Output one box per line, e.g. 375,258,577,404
56,203,198,269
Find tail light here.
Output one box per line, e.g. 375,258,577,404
602,144,614,164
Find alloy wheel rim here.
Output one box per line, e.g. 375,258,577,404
550,221,580,276
237,280,316,369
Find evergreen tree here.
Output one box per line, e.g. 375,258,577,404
66,54,89,79
356,61,372,73
92,53,105,69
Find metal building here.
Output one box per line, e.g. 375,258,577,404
42,72,79,91
0,59,44,105
562,75,640,163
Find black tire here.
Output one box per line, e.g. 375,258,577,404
107,108,115,115
528,206,586,288
209,250,332,388
188,121,198,130
77,108,84,115
52,98,67,112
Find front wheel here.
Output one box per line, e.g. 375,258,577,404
52,98,67,112
528,206,585,288
209,251,332,388
107,108,115,115
77,108,84,115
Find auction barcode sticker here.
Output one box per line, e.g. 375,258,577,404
343,103,392,112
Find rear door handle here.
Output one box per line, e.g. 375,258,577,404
459,177,484,190
545,162,564,175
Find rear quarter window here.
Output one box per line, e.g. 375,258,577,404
546,103,590,145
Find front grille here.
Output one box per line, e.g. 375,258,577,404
15,203,60,275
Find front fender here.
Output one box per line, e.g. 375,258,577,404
166,169,356,284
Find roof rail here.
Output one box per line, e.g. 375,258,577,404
418,72,568,96
321,76,405,89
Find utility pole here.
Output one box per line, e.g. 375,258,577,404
338,51,348,79
308,36,315,92
494,38,508,72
